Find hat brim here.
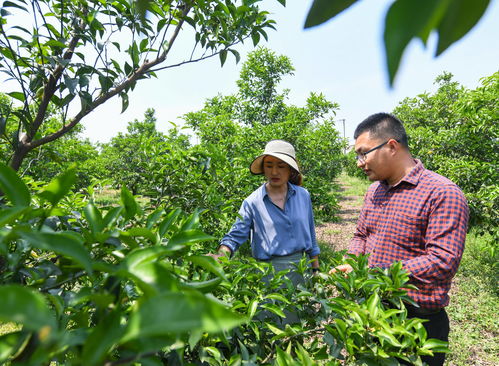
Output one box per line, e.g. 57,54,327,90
250,153,300,175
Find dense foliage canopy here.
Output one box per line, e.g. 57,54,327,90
0,0,279,170
393,72,498,241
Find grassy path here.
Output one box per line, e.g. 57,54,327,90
318,173,498,366
316,173,368,252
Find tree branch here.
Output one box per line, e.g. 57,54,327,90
25,4,193,151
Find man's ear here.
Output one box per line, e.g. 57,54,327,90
387,138,399,154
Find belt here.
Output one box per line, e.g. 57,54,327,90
259,250,305,262
405,304,443,316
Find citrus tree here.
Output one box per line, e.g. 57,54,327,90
0,163,447,364
393,71,498,241
0,0,280,171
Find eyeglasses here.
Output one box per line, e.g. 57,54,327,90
355,140,389,164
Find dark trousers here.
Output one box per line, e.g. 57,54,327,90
401,308,450,366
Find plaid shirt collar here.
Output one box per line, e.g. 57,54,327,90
380,159,424,190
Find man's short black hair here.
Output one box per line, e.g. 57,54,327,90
354,113,409,149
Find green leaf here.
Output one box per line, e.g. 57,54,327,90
81,310,124,365
121,92,129,113
204,346,222,361
146,208,164,229
181,277,223,293
120,186,138,220
124,246,173,270
102,206,123,228
247,299,258,318
37,167,76,206
0,206,26,227
79,90,93,111
264,293,291,304
377,329,402,347
159,208,181,237
219,49,228,66
180,210,201,231
384,0,444,85
167,229,214,248
7,91,25,102
121,291,245,342
84,203,104,234
19,231,93,274
0,116,6,136
422,338,450,353
436,0,491,55
0,285,56,333
0,162,31,206
124,227,158,244
185,255,227,280
2,1,28,12
366,292,380,317
64,75,79,95
0,331,29,363
251,31,260,46
228,48,241,63
261,303,286,318
304,0,358,29
45,39,66,49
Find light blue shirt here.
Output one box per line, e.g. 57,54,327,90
220,183,320,260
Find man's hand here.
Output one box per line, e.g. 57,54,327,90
329,264,353,274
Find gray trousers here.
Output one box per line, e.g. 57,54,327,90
258,252,307,326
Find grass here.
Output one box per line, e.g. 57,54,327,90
93,186,150,207
336,172,370,205
445,231,498,366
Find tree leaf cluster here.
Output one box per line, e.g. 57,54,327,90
393,72,498,242
0,0,279,171
0,162,446,364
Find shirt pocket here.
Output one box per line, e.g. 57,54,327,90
389,212,427,249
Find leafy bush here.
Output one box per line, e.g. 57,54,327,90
0,164,448,365
393,72,498,240
342,149,370,180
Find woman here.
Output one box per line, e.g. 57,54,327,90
211,139,320,287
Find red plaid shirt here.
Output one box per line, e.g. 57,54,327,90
349,160,469,309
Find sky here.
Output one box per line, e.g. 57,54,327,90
8,0,499,144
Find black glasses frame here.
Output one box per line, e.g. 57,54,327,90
355,140,390,163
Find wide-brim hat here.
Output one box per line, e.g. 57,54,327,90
250,139,300,174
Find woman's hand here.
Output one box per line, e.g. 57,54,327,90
207,245,232,261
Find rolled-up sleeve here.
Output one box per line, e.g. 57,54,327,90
307,193,320,258
220,200,253,253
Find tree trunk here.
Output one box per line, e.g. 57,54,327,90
10,143,30,171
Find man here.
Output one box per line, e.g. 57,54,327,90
335,113,469,365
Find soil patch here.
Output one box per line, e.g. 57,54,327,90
316,183,363,252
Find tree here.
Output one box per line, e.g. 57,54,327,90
0,0,280,171
99,108,189,195
0,93,101,189
393,71,498,238
304,0,493,85
236,47,294,125
184,48,345,224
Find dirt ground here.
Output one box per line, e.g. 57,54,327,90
315,185,363,251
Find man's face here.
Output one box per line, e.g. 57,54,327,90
354,132,392,182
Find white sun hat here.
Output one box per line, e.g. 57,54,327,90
250,140,300,174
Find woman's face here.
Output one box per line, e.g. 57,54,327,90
263,156,291,189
